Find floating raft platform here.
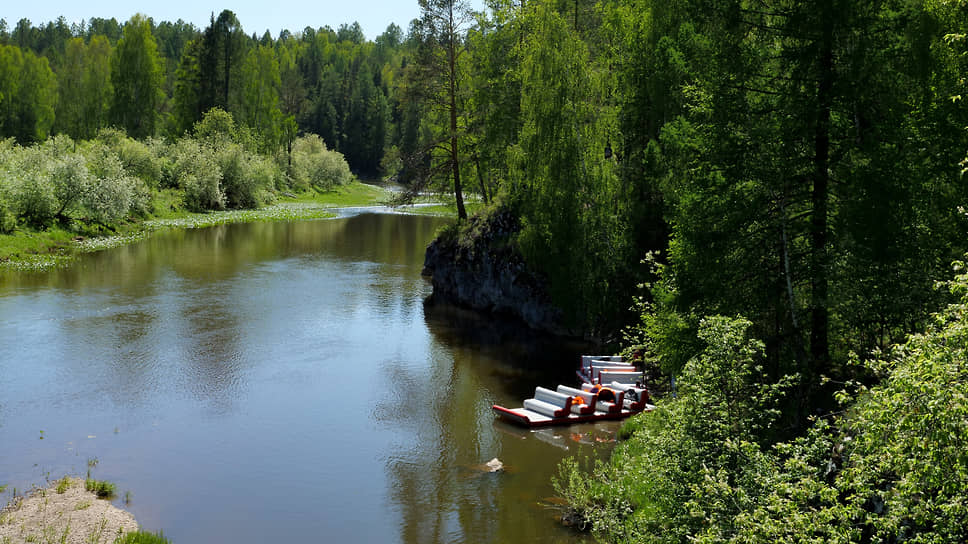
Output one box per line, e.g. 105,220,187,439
493,355,654,428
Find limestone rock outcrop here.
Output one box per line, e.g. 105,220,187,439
422,208,568,336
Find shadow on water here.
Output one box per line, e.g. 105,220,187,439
423,300,593,400
377,299,604,544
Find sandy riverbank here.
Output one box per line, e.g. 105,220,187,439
0,478,138,544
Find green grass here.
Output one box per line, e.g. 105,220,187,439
113,531,171,544
0,181,393,270
0,226,77,270
395,202,484,217
54,477,71,494
83,479,116,499
285,181,390,207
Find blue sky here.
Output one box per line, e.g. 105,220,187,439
3,1,488,40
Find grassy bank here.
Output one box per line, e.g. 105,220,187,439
0,181,391,271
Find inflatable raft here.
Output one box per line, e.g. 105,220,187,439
492,355,654,427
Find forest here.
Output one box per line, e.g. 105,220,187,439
2,0,968,542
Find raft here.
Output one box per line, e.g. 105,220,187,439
492,355,654,428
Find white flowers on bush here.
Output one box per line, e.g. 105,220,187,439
171,139,226,212
0,135,149,229
82,142,149,223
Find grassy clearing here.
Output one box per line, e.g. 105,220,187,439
288,181,390,208
0,181,392,271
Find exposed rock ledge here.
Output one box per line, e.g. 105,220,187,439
422,208,570,336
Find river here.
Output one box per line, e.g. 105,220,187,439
0,210,617,543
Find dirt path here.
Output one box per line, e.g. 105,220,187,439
0,478,138,544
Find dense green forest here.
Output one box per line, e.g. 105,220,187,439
3,0,968,541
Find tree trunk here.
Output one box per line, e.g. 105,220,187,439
810,23,833,375
448,5,467,221
474,155,489,205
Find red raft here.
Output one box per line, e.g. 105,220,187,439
492,356,654,427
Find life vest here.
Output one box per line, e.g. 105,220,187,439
589,384,620,403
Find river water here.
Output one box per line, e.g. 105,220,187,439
0,210,617,543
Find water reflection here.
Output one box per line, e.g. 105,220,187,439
382,301,601,544
0,212,611,544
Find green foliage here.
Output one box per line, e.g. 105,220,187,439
48,144,92,217
54,477,71,494
6,163,58,228
169,138,225,212
82,141,151,222
192,107,244,148
508,0,631,332
0,198,15,233
215,145,274,209
110,14,163,138
239,45,283,152
169,38,204,137
564,262,968,544
113,530,171,544
0,43,57,143
83,478,115,499
55,36,113,139
289,134,352,190
167,109,280,209
113,137,163,189
639,0,968,393
557,316,792,543
835,266,968,542
198,10,246,114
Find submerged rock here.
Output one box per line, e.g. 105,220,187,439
485,458,504,473
461,457,507,476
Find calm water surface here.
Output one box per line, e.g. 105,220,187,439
0,211,615,543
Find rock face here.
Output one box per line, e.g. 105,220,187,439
422,208,568,336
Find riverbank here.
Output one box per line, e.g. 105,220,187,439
0,182,392,271
0,478,138,544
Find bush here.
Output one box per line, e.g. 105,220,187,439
310,149,353,189
0,197,15,233
216,144,275,209
94,129,163,189
170,139,225,212
93,127,127,149
193,107,255,151
118,138,163,189
183,170,225,213
49,152,91,217
290,134,353,190
10,170,58,228
248,154,283,198
555,317,793,543
82,143,147,223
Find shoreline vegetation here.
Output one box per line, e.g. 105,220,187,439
0,109,470,273
0,183,469,272
0,181,394,272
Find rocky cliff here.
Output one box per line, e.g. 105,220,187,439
421,208,569,336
